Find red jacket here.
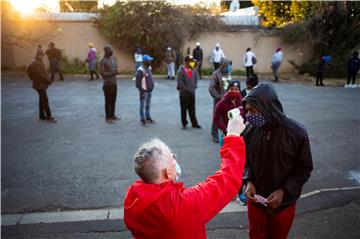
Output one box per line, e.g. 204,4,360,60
124,136,246,239
213,93,245,134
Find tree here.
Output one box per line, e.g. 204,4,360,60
282,1,360,77
97,1,224,69
252,0,312,27
59,0,98,12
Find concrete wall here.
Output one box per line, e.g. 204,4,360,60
184,30,312,73
2,20,312,73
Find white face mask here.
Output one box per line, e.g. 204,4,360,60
175,161,182,181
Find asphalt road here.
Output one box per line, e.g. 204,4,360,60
1,74,360,237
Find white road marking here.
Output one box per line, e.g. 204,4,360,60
2,186,359,226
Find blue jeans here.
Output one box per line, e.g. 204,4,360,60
139,91,152,121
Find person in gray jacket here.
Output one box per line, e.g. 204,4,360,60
27,50,56,122
176,55,201,129
99,44,120,123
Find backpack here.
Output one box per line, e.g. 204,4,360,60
252,56,257,65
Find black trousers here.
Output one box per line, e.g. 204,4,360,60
179,95,199,127
211,98,220,138
316,72,323,85
103,84,117,119
246,66,254,78
90,70,99,80
213,62,220,71
347,71,357,85
36,89,51,119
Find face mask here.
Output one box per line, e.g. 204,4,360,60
246,113,267,127
226,65,232,73
226,91,240,100
175,161,182,181
189,62,195,69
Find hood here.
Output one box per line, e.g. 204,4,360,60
218,58,230,74
124,179,183,214
242,83,285,129
104,44,113,57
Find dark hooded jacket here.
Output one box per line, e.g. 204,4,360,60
209,58,231,100
242,83,313,214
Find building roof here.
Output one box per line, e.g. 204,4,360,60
20,12,99,21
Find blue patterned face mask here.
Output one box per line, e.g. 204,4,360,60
246,113,267,127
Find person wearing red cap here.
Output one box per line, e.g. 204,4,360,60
124,114,246,239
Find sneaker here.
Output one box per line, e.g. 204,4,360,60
182,125,187,130
146,118,155,123
344,84,349,88
46,117,57,123
141,120,146,126
105,118,114,124
351,84,357,88
239,193,247,206
192,125,202,129
111,116,120,120
131,77,136,81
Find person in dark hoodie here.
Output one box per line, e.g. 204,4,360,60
45,42,64,81
192,42,203,79
242,83,313,239
241,74,259,98
346,51,360,88
124,114,246,239
99,44,120,123
27,49,56,122
135,55,155,126
176,55,201,129
209,57,232,142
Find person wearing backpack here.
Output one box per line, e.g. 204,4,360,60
45,42,64,81
135,55,155,126
27,49,57,123
243,47,257,78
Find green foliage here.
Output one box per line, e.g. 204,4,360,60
97,1,224,70
59,0,98,12
60,57,88,74
252,0,312,28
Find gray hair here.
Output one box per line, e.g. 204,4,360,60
134,138,170,183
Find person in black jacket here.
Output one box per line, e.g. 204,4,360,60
242,83,313,239
346,51,360,88
45,42,64,81
192,42,203,79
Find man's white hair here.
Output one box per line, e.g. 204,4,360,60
133,138,171,183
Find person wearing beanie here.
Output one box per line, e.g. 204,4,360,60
271,48,283,82
99,44,120,123
211,43,225,70
27,49,56,122
86,43,100,81
192,42,203,79
176,55,201,129
209,57,232,143
135,54,155,126
241,74,259,98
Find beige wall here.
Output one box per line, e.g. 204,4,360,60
184,30,312,73
2,20,311,73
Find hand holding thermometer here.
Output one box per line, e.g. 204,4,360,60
227,108,240,120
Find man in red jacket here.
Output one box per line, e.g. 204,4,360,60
124,114,246,239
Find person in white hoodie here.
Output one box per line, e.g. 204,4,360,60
243,47,256,78
211,43,225,70
271,48,283,82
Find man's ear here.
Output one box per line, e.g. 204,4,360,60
163,168,170,180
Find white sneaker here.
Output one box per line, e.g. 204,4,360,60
131,77,136,81
344,84,349,88
351,84,357,88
